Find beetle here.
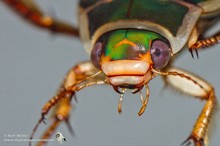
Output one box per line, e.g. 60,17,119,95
1,0,220,146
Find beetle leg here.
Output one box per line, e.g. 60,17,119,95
29,61,105,146
188,32,220,58
155,67,218,146
36,97,70,146
2,0,79,37
188,15,220,59
36,120,60,146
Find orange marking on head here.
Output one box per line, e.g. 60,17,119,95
100,55,111,64
114,39,136,48
139,52,153,64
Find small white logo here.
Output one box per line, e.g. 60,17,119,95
55,132,66,144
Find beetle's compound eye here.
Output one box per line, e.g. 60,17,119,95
150,40,171,69
91,42,103,68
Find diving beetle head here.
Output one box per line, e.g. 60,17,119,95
91,29,172,90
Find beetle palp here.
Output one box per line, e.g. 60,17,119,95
138,85,150,116
118,88,126,114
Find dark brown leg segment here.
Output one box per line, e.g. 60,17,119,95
3,0,79,37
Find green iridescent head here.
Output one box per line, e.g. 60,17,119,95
102,29,166,61
91,29,171,69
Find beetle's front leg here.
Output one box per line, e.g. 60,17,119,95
161,68,218,146
188,28,220,58
36,97,71,146
30,61,105,146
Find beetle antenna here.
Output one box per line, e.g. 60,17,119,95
151,68,207,93
75,71,102,85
